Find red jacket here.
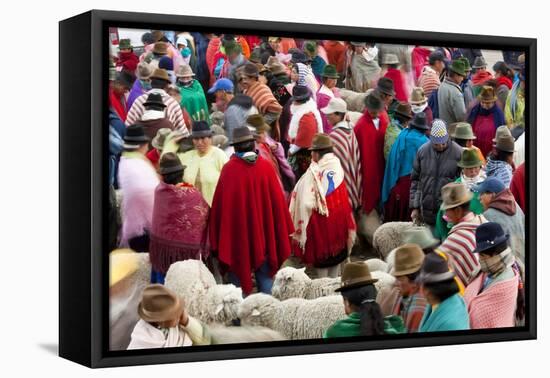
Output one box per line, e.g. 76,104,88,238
384,68,408,102
354,110,388,213
510,162,525,213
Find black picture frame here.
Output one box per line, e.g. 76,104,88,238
59,9,537,368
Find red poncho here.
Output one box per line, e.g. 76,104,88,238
411,46,432,83
510,162,525,213
384,68,408,102
209,155,294,294
354,110,388,214
116,51,139,74
109,86,127,122
150,182,210,274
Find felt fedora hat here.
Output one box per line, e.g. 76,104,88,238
410,87,428,105
478,85,497,102
159,152,186,175
137,62,154,80
381,53,400,65
457,148,483,169
392,244,426,277
416,252,455,284
495,135,515,153
440,182,473,210
452,122,476,140
376,77,396,96
291,85,311,101
449,59,467,77
150,68,171,82
143,93,167,108
472,56,488,69
151,128,172,150
321,64,340,79
137,284,184,323
309,133,333,151
175,64,195,78
230,126,255,145
493,125,512,143
335,262,378,292
473,222,509,254
152,42,168,55
290,51,311,64
241,62,260,77
403,227,440,250
265,56,287,76
118,38,133,50
246,114,271,134
409,112,429,131
394,102,413,120
124,124,150,145
190,121,213,139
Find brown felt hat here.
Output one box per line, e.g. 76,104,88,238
150,68,170,82
152,42,168,55
410,87,428,105
394,102,413,120
335,262,378,292
309,133,333,151
440,182,473,210
392,244,425,277
137,284,183,323
241,62,260,78
231,126,255,145
265,56,287,76
247,114,271,134
495,134,515,153
478,85,497,102
159,152,186,175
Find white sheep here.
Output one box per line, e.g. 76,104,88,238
372,221,415,259
208,324,287,344
339,88,368,112
271,267,340,300
371,270,396,295
164,260,242,325
385,248,398,274
365,258,389,273
238,293,346,340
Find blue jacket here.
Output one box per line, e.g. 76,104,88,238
419,293,470,332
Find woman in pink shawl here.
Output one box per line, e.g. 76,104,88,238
464,222,523,329
149,153,210,283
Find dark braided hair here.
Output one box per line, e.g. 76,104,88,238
340,284,384,336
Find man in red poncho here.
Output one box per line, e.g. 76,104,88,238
209,127,294,295
354,92,389,217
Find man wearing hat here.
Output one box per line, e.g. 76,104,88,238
208,78,235,112
240,62,283,140
303,40,327,79
417,252,470,332
259,36,281,65
127,62,154,110
384,102,412,160
317,64,342,133
374,77,397,117
467,85,505,158
437,182,488,287
437,59,468,125
353,92,389,217
126,68,188,134
290,134,356,278
486,133,515,187
418,51,445,98
382,112,429,222
162,121,228,207
139,92,174,142
128,284,210,349
115,38,139,76
344,41,381,93
381,53,408,102
149,152,210,284
463,222,522,329
451,122,486,165
220,39,249,84
109,71,134,122
409,118,462,226
175,64,210,124
117,124,160,251
322,97,362,211
209,127,294,295
478,177,525,272
324,262,404,337
471,56,493,95
145,128,172,169
388,244,428,333
288,84,323,179
434,147,487,240
410,87,433,126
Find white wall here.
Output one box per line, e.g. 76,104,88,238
1,0,545,377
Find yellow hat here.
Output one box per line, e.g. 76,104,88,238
110,249,139,287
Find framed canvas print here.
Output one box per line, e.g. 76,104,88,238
59,9,536,368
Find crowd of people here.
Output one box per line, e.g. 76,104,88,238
108,30,527,350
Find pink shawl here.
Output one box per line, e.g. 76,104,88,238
464,270,519,329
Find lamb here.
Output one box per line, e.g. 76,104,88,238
238,293,346,340
339,88,367,112
208,324,287,344
210,110,225,127
164,260,243,325
271,267,340,300
372,221,415,259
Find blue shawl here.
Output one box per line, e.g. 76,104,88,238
419,293,470,332
467,103,505,127
381,128,428,204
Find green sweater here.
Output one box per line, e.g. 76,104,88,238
323,312,405,338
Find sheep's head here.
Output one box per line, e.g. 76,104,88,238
238,293,279,327
210,111,225,128
271,267,309,300
205,284,243,325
